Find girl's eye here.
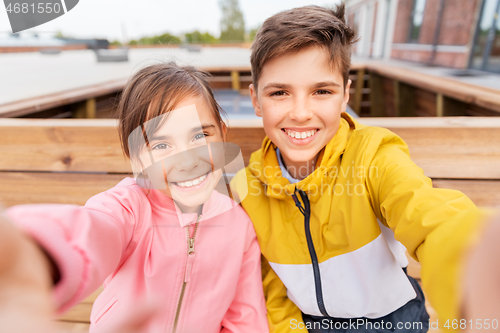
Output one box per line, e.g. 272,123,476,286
193,133,208,141
270,91,287,97
152,143,169,150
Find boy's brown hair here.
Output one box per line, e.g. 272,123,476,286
250,3,356,89
117,62,226,162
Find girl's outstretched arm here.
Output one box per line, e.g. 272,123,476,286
0,213,55,333
3,180,145,314
221,217,269,333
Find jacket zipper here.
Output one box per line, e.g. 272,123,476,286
291,189,330,317
172,217,200,333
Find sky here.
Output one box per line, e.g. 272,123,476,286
0,0,341,42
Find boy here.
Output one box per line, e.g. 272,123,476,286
235,3,484,332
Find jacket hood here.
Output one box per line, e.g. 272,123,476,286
248,112,362,202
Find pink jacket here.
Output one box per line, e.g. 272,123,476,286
6,178,268,333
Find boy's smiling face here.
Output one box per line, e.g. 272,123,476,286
250,45,351,179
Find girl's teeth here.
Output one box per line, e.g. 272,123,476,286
286,130,316,140
176,174,207,188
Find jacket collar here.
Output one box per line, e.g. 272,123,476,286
147,188,234,227
248,112,359,202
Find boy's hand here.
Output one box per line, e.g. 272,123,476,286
0,213,55,333
462,213,500,332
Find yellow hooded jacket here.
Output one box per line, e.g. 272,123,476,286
234,113,484,332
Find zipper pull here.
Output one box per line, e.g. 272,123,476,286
184,222,199,283
185,243,195,283
291,193,302,209
188,238,195,255
291,188,306,216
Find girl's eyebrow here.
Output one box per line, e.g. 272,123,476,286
191,124,216,133
148,124,216,142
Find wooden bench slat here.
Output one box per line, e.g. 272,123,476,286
0,120,130,173
0,172,126,207
81,287,104,304
54,321,90,332
2,118,499,179
0,120,266,172
1,173,497,208
57,302,92,323
433,179,500,208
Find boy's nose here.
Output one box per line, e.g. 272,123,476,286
289,98,314,122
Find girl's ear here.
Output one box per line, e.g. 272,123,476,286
221,121,228,141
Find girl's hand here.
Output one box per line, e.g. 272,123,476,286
0,213,55,333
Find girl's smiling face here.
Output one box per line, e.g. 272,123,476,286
136,95,226,214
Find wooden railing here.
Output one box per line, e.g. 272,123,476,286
348,63,500,117
2,64,499,119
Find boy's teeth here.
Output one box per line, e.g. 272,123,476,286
286,129,317,140
176,173,207,188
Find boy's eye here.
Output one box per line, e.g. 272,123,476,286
315,89,332,95
152,143,169,150
270,91,287,97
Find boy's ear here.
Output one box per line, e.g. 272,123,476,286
342,79,352,112
249,84,262,117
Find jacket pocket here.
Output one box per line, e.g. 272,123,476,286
92,296,120,325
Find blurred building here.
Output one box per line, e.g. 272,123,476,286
346,0,500,73
0,32,108,53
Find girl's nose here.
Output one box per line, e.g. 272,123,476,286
176,149,200,171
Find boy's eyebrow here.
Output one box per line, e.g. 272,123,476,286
312,81,342,88
262,83,291,91
262,81,342,91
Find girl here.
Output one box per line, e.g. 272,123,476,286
0,63,268,333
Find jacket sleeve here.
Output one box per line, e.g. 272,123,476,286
4,183,144,314
366,134,487,325
261,257,308,333
221,218,269,333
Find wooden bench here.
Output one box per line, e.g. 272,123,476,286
1,117,499,331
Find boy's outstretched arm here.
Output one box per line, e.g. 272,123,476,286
0,213,55,333
366,133,487,325
261,258,308,333
462,214,500,331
